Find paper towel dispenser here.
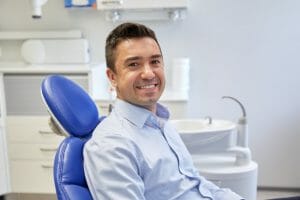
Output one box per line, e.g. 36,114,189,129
96,0,189,21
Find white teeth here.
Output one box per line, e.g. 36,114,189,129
140,84,156,89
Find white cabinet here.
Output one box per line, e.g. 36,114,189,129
6,116,64,193
0,30,91,196
0,69,90,194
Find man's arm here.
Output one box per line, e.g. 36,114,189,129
198,176,244,200
83,134,146,200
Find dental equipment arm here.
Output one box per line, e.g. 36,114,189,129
222,96,251,165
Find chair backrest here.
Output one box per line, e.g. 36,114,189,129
41,75,102,200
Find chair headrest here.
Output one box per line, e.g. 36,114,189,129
41,75,100,138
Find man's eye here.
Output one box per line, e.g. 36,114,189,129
128,62,139,67
151,60,161,65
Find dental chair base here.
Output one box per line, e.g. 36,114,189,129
193,154,258,200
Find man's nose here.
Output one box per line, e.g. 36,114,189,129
141,64,155,79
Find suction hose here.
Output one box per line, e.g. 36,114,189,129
222,96,251,165
222,96,246,117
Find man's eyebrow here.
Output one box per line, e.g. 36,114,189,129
151,54,163,59
125,56,141,62
125,54,162,62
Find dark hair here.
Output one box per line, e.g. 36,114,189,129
105,22,161,72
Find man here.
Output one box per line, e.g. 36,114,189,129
83,22,243,200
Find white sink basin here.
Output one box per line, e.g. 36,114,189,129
170,119,236,153
170,119,236,134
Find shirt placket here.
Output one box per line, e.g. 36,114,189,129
149,116,189,175
152,117,214,200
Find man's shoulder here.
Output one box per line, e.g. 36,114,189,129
94,112,124,135
84,113,138,154
91,111,138,140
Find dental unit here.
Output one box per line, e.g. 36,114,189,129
171,96,258,200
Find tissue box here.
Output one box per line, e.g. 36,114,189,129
65,0,96,7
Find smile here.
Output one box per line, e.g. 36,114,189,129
137,84,158,89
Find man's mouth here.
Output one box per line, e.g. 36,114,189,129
136,84,158,89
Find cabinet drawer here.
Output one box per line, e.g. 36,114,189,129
6,116,65,143
10,160,55,193
9,143,58,160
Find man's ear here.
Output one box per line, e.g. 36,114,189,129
106,68,117,88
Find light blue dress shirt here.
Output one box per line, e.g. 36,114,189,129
83,99,243,200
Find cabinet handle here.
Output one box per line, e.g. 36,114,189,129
40,147,58,152
41,163,54,168
101,0,123,5
38,130,55,135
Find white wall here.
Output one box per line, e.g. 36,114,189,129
1,0,300,188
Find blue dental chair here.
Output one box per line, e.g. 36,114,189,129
41,75,103,200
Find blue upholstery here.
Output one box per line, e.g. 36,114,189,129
41,75,102,200
41,75,100,137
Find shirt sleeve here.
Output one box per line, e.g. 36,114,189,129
83,134,146,200
198,175,244,200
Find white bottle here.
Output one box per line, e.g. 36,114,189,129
171,57,190,92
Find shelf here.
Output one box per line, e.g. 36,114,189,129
0,30,82,40
0,63,90,74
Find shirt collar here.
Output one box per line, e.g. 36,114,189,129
114,99,170,128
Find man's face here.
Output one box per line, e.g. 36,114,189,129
107,37,165,112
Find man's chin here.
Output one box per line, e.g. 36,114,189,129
136,96,160,107
139,98,158,105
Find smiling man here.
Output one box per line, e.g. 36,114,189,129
107,35,164,112
83,22,243,200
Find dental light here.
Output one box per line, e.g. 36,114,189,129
30,0,48,19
